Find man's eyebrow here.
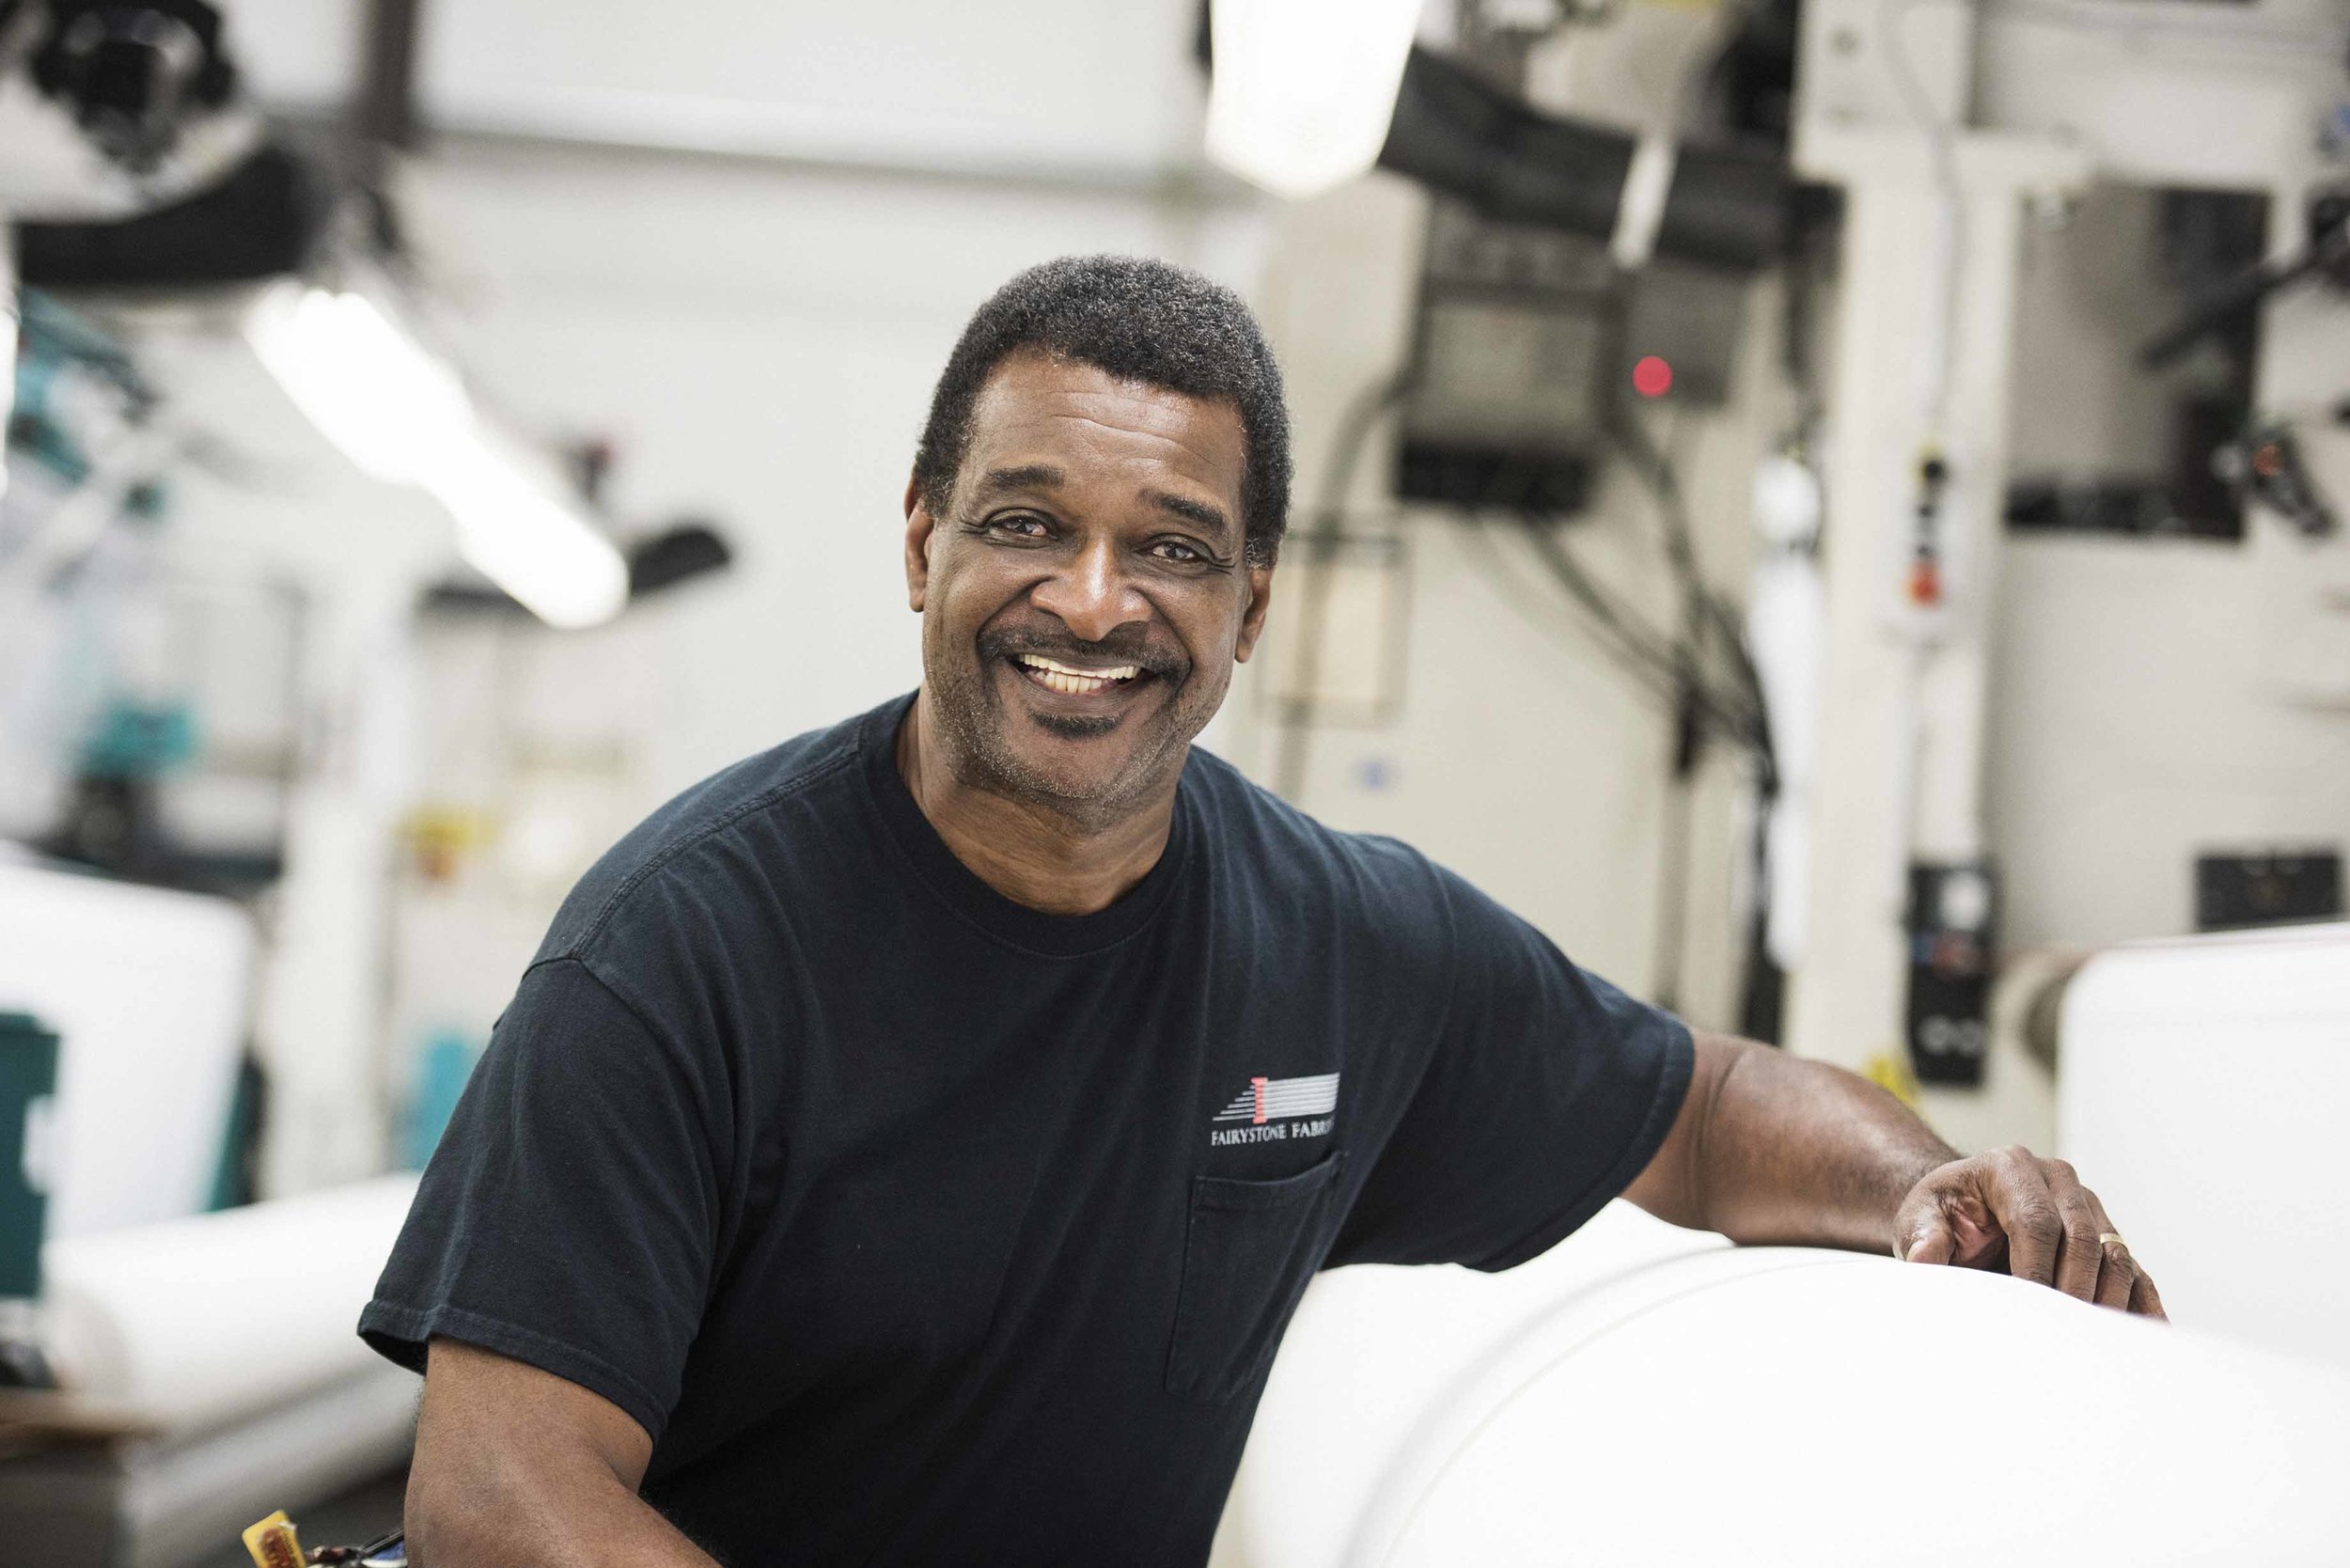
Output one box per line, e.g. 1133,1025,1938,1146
1142,488,1235,541
968,463,1066,501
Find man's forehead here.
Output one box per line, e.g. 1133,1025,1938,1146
964,353,1246,489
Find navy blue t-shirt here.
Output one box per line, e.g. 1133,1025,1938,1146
362,694,1691,1564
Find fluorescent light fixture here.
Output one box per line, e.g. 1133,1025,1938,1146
246,282,627,629
245,282,473,484
1205,0,1423,200
425,427,630,631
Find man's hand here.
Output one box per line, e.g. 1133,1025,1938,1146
1892,1146,2166,1318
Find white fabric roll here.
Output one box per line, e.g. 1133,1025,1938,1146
41,1176,419,1433
1234,1201,2350,1567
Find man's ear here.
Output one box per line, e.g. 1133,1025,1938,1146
903,471,936,613
1232,557,1276,664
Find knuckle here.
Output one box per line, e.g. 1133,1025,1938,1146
2046,1157,2078,1184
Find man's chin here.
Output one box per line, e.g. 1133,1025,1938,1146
1028,708,1125,742
991,729,1150,808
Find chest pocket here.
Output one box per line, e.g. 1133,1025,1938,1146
1165,1151,1350,1403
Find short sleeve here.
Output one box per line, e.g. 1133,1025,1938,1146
359,957,730,1444
1330,866,1694,1273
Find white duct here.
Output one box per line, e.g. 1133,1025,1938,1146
1230,1201,2350,1566
2058,921,2350,1372
41,1175,419,1433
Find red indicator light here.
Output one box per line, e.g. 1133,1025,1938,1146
1632,354,1673,399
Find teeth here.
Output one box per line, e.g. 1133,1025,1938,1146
1015,653,1140,696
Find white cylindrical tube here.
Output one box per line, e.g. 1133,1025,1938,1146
1233,1202,2350,1567
41,1175,419,1432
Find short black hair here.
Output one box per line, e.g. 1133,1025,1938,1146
914,255,1292,566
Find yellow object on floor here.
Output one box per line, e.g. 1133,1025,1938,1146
242,1510,304,1568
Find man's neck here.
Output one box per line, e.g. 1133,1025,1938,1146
896,689,1177,917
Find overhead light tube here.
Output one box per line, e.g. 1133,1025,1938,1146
245,282,627,629
1205,0,1423,200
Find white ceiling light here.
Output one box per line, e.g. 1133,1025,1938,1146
426,427,631,631
245,282,627,630
1205,0,1424,200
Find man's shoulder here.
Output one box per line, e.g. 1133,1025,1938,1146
1182,745,1448,914
538,698,892,965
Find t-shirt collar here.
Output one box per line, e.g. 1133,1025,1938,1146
859,692,1192,958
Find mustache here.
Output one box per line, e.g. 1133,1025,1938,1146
979,625,1189,679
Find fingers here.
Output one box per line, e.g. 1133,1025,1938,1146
1903,1211,1956,1265
1983,1147,2063,1288
1893,1148,2166,1319
2043,1157,2107,1304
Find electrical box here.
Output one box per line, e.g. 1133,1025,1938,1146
1905,861,1997,1087
2194,848,2342,932
1397,199,1611,511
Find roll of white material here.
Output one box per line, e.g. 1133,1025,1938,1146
1231,1202,2350,1568
41,1175,419,1434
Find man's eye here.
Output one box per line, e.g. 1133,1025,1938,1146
1151,540,1203,563
990,515,1049,539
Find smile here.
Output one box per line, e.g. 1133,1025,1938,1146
1011,652,1147,698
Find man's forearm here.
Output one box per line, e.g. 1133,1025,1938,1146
1668,1030,1960,1254
408,1450,720,1568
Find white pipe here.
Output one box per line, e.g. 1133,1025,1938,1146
1232,1202,2350,1566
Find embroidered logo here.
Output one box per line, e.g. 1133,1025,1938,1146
1210,1073,1338,1146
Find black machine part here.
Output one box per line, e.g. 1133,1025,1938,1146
21,0,238,171
2214,419,2341,539
1905,861,1997,1088
2195,849,2343,932
1377,44,1791,274
2140,184,2350,369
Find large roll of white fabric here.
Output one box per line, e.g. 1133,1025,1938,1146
1230,1201,2350,1567
41,1176,420,1434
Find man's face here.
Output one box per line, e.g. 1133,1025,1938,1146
904,351,1274,824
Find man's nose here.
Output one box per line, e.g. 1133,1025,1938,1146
1028,536,1150,645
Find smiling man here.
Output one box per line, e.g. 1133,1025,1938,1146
365,257,2158,1567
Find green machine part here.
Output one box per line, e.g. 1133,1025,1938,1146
0,1012,60,1300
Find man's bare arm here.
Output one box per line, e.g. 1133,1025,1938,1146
1623,1029,2163,1315
406,1339,720,1568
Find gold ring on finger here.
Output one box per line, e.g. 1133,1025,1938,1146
2098,1231,2126,1249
